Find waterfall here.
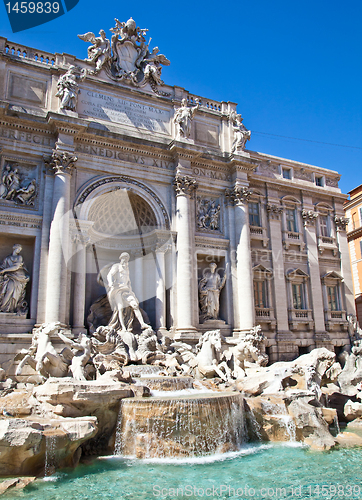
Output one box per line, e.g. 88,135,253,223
44,434,57,476
261,400,296,442
114,392,245,459
333,415,341,436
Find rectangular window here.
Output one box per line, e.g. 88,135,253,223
254,281,268,308
360,240,362,259
360,207,362,226
327,285,340,311
292,283,306,309
286,208,297,232
319,215,329,237
282,168,291,179
249,202,261,226
315,176,324,187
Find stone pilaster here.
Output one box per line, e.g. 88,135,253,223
174,173,198,337
266,203,290,334
45,151,77,324
302,209,326,334
335,215,356,315
155,245,168,333
71,231,89,335
226,185,254,335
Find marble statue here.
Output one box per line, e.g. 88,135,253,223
78,30,111,74
0,244,29,314
106,252,150,333
174,98,200,138
55,66,81,111
0,165,37,206
57,332,92,381
78,17,170,94
229,110,251,152
15,322,69,380
198,263,228,322
222,325,268,379
142,47,170,86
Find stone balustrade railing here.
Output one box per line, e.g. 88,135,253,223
2,39,56,66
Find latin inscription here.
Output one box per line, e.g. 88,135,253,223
0,127,53,146
78,91,171,135
192,167,231,182
0,219,41,229
75,143,174,170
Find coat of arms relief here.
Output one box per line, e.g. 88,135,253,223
78,17,170,96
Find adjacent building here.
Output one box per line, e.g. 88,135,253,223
344,184,362,322
0,20,355,370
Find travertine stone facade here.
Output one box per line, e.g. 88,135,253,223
0,28,354,365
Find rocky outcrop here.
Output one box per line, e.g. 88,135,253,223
245,391,337,450
237,348,336,398
0,416,97,476
337,350,362,396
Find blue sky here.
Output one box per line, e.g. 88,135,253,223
1,0,361,195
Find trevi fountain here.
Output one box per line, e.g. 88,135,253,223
0,15,361,500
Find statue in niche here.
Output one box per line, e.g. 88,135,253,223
106,252,150,332
0,244,29,315
229,110,251,152
78,30,111,74
0,164,37,206
174,98,200,138
55,66,83,111
197,199,221,231
91,252,154,362
198,263,228,322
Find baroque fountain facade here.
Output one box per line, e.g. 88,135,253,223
0,16,361,486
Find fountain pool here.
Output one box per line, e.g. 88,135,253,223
5,444,362,499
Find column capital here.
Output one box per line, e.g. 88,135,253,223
225,185,252,206
302,209,318,227
334,215,349,231
173,173,198,197
266,203,283,220
51,150,78,175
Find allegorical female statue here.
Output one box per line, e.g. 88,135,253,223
0,244,29,314
198,262,228,322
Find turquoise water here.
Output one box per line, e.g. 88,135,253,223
5,444,362,500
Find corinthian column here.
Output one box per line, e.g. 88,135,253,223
45,151,77,324
174,174,198,338
226,185,255,335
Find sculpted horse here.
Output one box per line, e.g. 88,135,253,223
194,330,232,381
223,326,268,379
15,322,69,380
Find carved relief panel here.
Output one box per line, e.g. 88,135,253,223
0,158,38,209
196,196,222,233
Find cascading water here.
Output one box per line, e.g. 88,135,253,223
44,433,57,477
261,400,296,442
114,392,245,458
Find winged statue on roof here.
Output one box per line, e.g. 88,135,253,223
78,17,170,95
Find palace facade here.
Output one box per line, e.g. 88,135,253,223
0,23,355,369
